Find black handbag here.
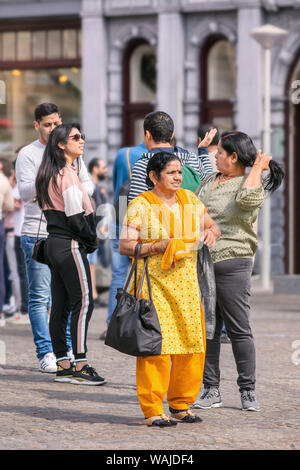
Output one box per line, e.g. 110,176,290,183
31,211,47,265
105,243,162,357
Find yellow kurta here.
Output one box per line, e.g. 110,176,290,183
124,189,206,355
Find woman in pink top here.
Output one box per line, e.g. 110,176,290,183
35,123,106,386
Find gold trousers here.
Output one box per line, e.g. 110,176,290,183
136,353,205,418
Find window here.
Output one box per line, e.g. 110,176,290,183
0,67,82,158
130,44,156,103
200,36,236,133
0,20,81,158
0,23,81,65
122,39,156,146
207,40,236,101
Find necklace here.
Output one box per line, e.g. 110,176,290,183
217,173,234,183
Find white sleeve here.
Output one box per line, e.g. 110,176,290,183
15,149,37,202
62,185,84,217
78,156,94,196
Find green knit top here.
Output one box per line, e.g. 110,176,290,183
196,173,266,264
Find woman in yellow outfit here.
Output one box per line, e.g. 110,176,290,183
119,151,220,427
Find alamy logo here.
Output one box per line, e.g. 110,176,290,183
291,80,300,105
95,198,205,246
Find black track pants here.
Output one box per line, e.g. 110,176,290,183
45,237,94,361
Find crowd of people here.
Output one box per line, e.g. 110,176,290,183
0,102,284,428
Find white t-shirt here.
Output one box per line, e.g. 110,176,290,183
12,185,24,237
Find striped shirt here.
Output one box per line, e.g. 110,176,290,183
128,146,213,203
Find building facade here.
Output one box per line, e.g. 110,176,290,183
0,0,300,278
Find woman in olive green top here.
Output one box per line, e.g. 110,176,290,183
193,131,284,412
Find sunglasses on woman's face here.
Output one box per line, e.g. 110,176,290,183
69,133,85,142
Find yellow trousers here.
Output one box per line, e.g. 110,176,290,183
136,353,205,418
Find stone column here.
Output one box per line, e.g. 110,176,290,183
236,7,264,274
81,0,107,163
236,6,263,147
157,0,184,145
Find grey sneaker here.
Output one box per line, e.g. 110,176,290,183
240,390,260,412
191,387,222,409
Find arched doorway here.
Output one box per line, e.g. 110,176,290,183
285,54,300,274
200,35,236,132
122,39,156,146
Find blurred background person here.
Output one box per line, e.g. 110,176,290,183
0,158,15,318
1,158,22,322
6,159,29,325
87,157,109,307
0,158,14,327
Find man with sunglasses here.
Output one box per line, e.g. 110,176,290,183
16,103,93,374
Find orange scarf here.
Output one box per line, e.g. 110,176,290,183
139,188,197,270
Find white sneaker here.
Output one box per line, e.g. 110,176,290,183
3,304,16,315
6,313,31,325
39,352,57,373
0,313,6,327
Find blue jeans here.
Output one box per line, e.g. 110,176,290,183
107,237,129,324
21,235,72,359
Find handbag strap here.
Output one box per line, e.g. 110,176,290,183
36,211,43,241
123,243,142,296
144,259,154,302
136,257,153,302
136,258,147,300
122,243,154,302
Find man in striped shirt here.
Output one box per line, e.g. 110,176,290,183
128,111,216,202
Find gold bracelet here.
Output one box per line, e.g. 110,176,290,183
149,242,157,256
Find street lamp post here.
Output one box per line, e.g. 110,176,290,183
250,24,287,290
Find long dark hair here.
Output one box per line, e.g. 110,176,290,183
220,131,284,193
35,123,81,208
146,152,181,187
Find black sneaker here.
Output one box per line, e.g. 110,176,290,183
70,364,107,386
54,364,74,383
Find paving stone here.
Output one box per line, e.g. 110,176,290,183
0,290,299,450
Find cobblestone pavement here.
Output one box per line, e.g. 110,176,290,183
0,289,299,451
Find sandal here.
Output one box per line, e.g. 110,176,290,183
169,408,202,423
142,414,178,427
